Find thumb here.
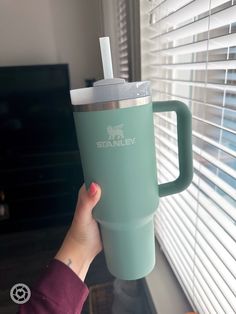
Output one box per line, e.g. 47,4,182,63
76,182,101,215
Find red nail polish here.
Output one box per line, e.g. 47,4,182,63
89,182,97,196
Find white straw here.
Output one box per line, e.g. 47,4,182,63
99,37,114,79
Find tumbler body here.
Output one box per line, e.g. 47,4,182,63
71,79,193,280
73,100,158,279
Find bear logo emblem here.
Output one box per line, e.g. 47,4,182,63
107,124,124,140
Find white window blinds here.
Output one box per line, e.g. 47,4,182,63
140,0,236,313
116,0,130,81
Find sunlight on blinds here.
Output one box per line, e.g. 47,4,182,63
140,0,236,313
116,0,130,80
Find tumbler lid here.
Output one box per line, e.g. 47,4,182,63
70,37,151,109
70,80,150,106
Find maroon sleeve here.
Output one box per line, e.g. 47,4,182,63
18,259,89,314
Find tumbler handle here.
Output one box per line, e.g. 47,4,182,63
153,100,193,197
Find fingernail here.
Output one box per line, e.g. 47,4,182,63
89,182,97,196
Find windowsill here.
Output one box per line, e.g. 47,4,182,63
143,239,193,314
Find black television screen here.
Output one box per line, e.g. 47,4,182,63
0,64,77,157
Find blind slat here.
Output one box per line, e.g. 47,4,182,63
157,151,236,242
150,0,191,15
152,59,236,70
151,33,236,55
156,133,236,201
154,115,236,158
151,0,226,27
194,267,235,313
151,89,236,111
155,123,236,182
157,161,236,286
150,5,236,41
194,249,236,311
151,77,236,92
158,159,236,248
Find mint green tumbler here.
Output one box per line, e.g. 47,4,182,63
70,78,193,280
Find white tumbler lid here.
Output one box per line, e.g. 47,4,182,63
70,79,150,106
70,36,151,107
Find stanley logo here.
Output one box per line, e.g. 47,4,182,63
96,124,136,148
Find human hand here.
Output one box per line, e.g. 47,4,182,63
55,182,102,281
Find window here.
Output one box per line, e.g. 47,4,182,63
140,0,236,313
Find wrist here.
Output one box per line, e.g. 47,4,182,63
55,232,93,281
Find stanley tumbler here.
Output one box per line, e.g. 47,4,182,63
70,38,193,280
